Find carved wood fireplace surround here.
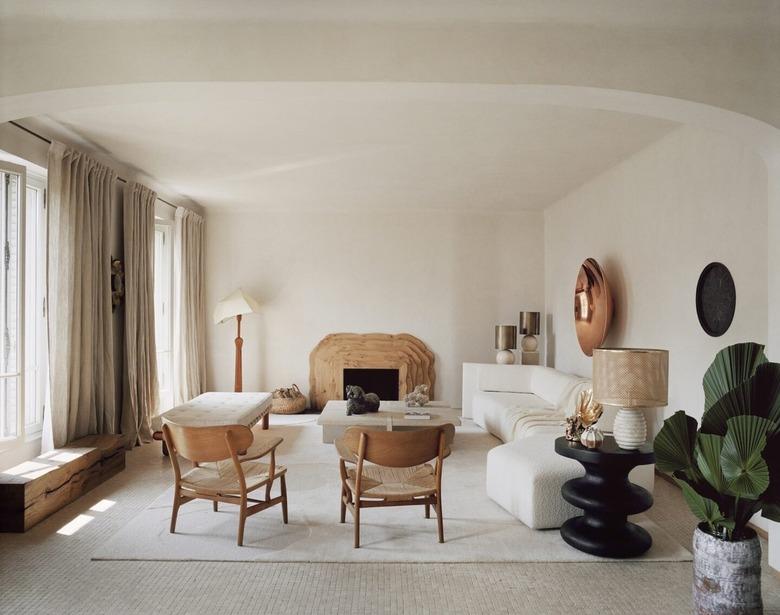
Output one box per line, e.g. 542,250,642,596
309,333,435,411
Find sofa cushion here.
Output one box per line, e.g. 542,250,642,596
473,391,556,442
530,367,591,410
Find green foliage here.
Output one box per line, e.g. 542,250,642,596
654,343,780,540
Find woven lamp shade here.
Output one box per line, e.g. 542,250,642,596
592,348,669,408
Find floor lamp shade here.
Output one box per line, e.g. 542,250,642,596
214,288,261,393
592,348,668,449
213,288,262,324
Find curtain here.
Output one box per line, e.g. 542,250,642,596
172,207,206,404
45,142,117,449
122,182,158,445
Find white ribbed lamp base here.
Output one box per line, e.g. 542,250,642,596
613,408,647,449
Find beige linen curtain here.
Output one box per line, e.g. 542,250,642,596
122,182,159,445
45,142,117,449
173,207,206,404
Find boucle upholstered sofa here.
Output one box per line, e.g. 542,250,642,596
462,363,654,529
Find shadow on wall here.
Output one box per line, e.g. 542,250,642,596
602,255,627,346
546,313,556,368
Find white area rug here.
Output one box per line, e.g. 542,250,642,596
93,417,691,563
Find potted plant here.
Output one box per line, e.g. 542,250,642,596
654,342,779,615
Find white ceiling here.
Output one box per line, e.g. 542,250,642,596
28,87,677,212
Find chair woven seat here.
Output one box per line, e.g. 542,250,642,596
181,461,287,496
162,422,289,546
346,464,436,501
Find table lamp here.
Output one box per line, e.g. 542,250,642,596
592,348,668,449
213,288,261,392
519,311,541,365
494,325,517,364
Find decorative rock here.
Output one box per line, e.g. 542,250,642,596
345,385,380,416
405,384,430,407
693,525,762,614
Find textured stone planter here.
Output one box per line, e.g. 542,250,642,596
693,524,762,614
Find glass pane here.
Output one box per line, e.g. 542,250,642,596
1,376,18,438
0,169,20,438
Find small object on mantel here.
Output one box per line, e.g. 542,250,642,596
345,385,380,416
404,384,430,407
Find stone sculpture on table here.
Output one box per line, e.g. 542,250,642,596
345,385,380,415
404,384,430,407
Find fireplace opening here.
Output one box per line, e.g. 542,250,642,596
343,368,400,401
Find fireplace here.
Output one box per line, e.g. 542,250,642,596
343,368,400,401
309,333,435,411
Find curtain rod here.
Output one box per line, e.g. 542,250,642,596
8,120,178,209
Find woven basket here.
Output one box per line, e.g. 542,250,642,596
271,383,307,415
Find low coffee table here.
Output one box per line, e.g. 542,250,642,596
317,400,461,443
555,435,655,558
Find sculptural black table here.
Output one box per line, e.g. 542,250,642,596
555,436,655,558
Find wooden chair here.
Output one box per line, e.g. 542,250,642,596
336,425,455,548
161,422,288,546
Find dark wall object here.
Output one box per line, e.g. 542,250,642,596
696,262,736,337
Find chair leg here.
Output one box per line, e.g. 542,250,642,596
280,475,289,524
425,502,430,519
353,501,361,549
237,497,248,547
213,501,218,512
170,492,181,533
436,492,444,543
340,486,347,523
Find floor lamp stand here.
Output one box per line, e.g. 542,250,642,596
234,314,243,392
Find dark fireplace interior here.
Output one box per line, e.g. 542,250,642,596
343,368,400,401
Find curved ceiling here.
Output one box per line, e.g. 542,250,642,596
1,1,778,127
25,88,677,212
1,2,777,212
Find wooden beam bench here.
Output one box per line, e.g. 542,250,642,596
0,434,125,532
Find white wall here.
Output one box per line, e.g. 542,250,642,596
544,125,769,434
205,210,544,407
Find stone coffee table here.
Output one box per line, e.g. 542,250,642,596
317,400,461,443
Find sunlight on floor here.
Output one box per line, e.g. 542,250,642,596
56,514,94,536
89,499,116,512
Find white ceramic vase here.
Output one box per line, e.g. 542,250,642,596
613,407,647,449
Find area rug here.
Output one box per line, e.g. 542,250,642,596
93,418,691,563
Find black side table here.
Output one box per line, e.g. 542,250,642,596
555,435,655,558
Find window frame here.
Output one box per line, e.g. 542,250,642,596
23,173,47,439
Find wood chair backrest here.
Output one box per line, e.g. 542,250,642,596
338,425,455,468
162,422,254,463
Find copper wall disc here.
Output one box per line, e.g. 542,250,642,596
574,258,614,356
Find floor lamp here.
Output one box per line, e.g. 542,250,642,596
213,288,262,392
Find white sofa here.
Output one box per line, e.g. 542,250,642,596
463,363,654,529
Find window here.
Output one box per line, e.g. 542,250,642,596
0,161,47,444
154,220,174,412
24,176,47,435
